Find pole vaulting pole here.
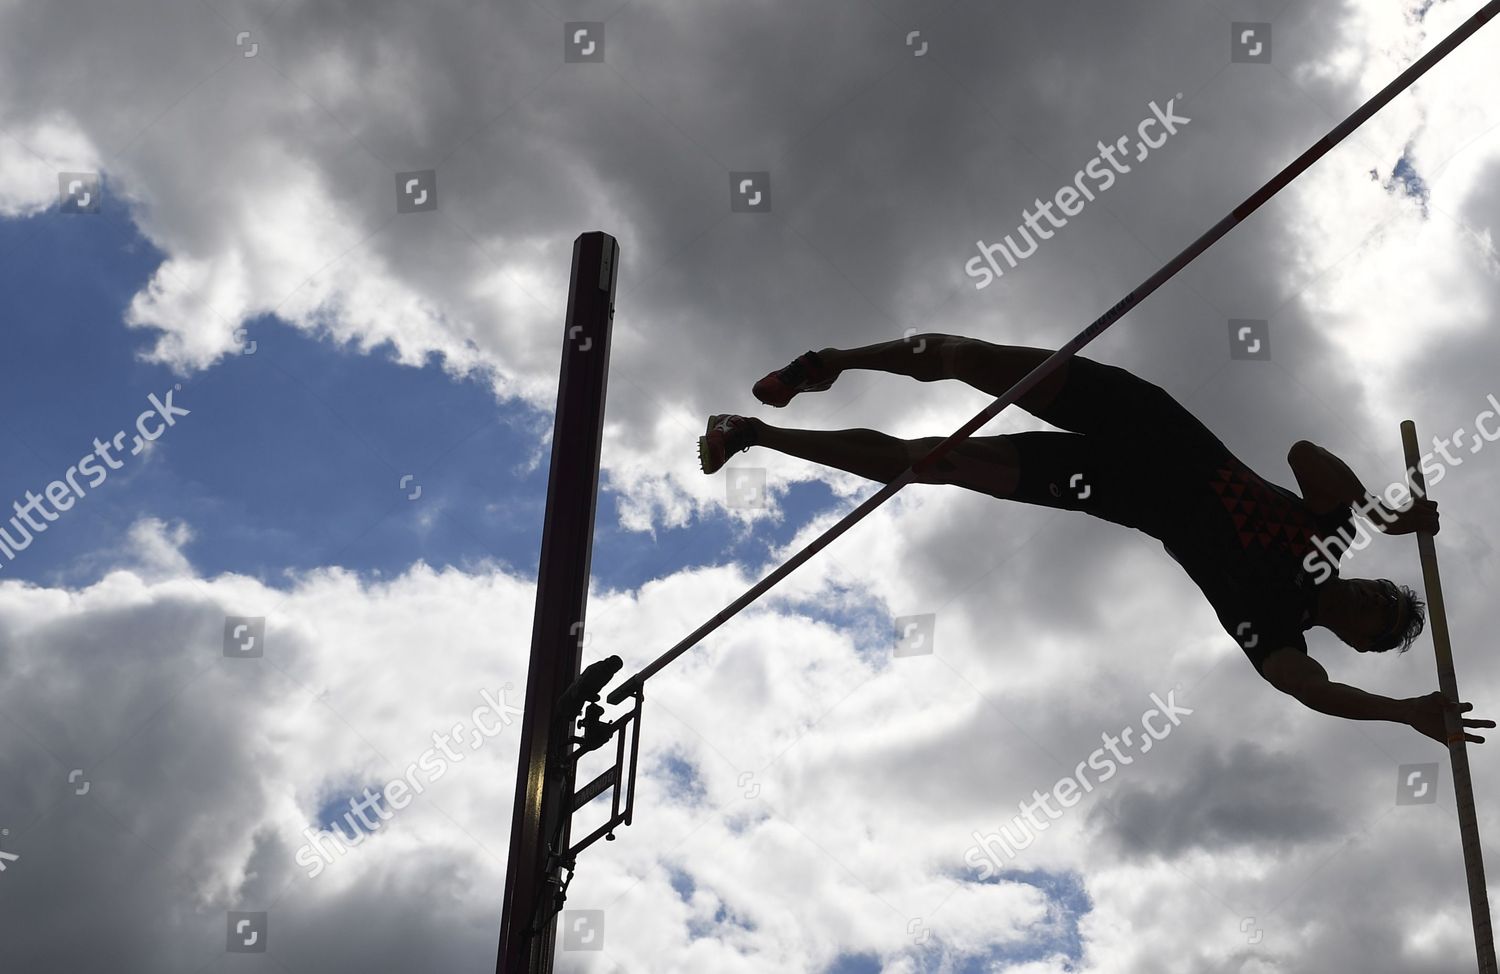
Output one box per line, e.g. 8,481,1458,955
1400,420,1496,974
498,232,618,974
609,0,1500,706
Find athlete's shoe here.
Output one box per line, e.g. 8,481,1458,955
752,350,836,407
699,414,758,474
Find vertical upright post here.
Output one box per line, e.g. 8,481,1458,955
1400,419,1496,974
497,232,618,974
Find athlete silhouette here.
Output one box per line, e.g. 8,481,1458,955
700,335,1492,746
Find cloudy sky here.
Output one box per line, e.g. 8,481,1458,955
2,0,1499,971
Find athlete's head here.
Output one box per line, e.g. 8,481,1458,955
1319,576,1426,653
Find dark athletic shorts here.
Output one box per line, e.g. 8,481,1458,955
1000,358,1233,539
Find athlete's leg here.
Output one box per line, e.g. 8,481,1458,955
751,419,1020,496
817,334,1071,417
750,418,1159,533
1006,356,1229,450
820,335,1226,452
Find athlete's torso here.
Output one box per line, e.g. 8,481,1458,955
1156,453,1356,674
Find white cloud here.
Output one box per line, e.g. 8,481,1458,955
119,516,196,580
0,113,100,217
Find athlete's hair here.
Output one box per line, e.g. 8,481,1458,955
1371,583,1426,654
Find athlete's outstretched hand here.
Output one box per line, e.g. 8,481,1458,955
1407,691,1493,745
1381,497,1440,535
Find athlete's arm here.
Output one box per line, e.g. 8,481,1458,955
1286,440,1438,534
1262,645,1410,723
1262,646,1493,743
